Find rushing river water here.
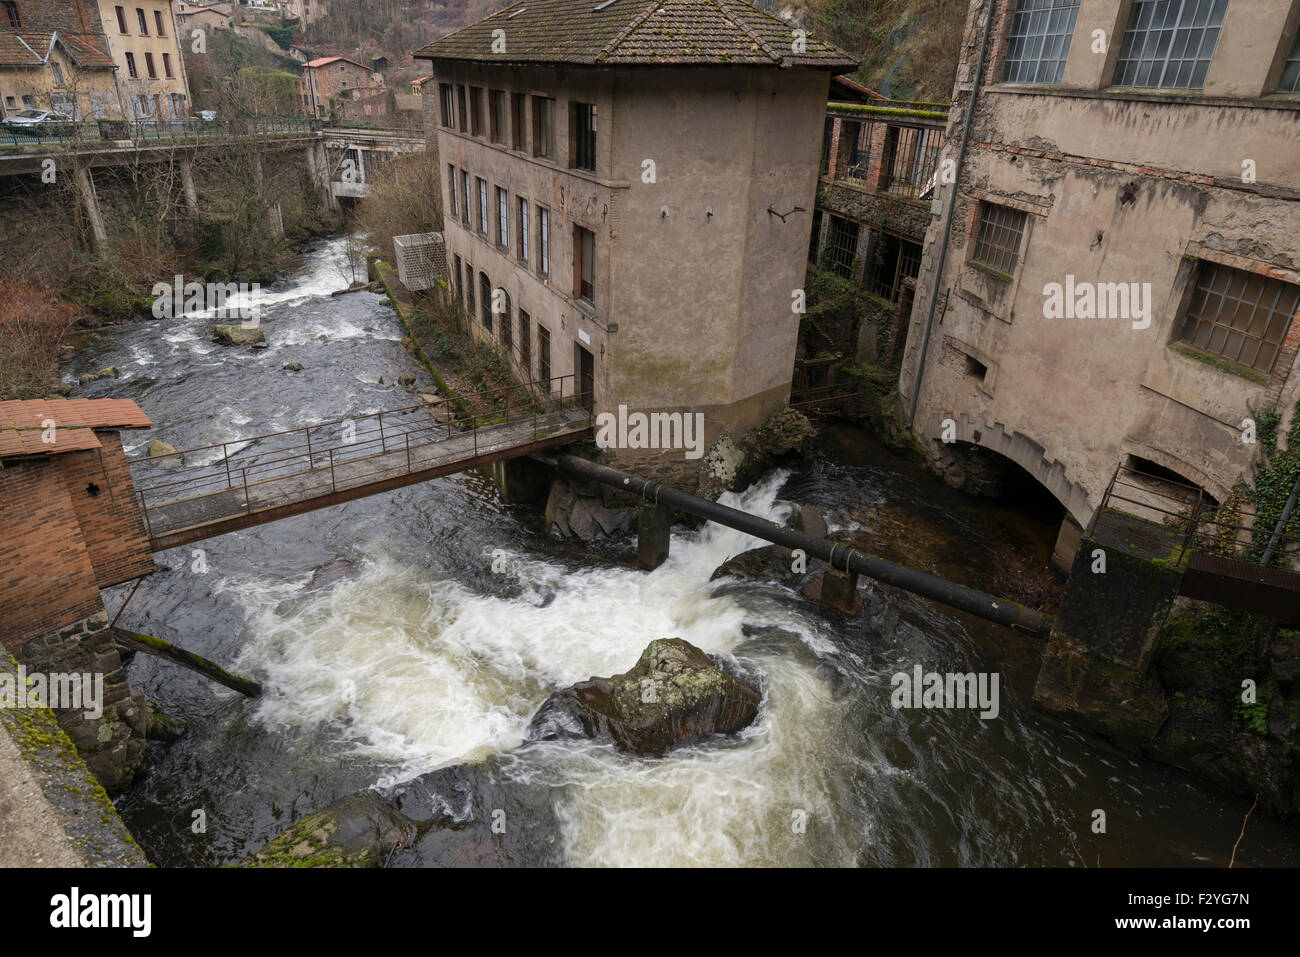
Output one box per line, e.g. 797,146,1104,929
71,236,1300,867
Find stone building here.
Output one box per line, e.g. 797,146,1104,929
0,0,121,119
900,0,1300,564
0,399,157,791
415,0,854,478
95,0,191,119
810,79,949,368
300,55,382,119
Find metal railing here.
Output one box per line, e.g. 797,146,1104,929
1090,462,1299,568
0,114,314,150
127,375,588,537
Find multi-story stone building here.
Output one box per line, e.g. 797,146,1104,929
96,0,190,119
810,79,949,367
0,0,121,119
300,55,382,118
415,0,854,471
901,0,1300,563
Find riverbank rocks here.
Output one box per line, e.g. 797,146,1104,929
527,638,761,757
710,544,813,588
78,366,119,385
239,794,419,868
282,361,303,372
212,324,265,346
544,478,633,540
701,408,815,496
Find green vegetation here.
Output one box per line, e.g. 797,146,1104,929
1171,342,1270,385
1242,398,1300,565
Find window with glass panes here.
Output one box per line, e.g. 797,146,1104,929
1002,0,1081,84
1113,0,1229,90
971,203,1027,275
1178,263,1300,374
518,198,529,264
1280,26,1300,93
496,187,508,248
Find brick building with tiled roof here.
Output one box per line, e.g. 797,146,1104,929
416,0,854,481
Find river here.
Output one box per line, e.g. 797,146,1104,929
69,235,1300,867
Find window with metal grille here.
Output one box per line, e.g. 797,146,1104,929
574,225,594,302
511,92,526,149
881,125,942,199
476,178,488,236
1178,262,1300,374
3,2,21,29
826,216,859,279
808,209,822,264
439,84,455,128
519,310,531,376
479,272,493,332
126,52,137,79
865,233,923,302
1281,26,1300,93
518,198,529,264
446,164,457,219
571,102,597,172
538,205,550,277
496,186,508,248
1113,0,1229,90
971,203,1027,276
1002,0,1081,84
532,96,555,158
456,85,467,132
489,89,505,143
538,325,551,387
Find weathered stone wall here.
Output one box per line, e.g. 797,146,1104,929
900,0,1300,523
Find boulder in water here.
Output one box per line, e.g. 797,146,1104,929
213,324,265,346
239,794,418,868
710,544,814,587
147,439,179,460
527,637,760,757
283,361,303,372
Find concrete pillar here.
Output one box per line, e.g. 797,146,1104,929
179,157,199,215
636,501,672,570
74,167,108,251
307,141,337,211
1052,513,1084,575
818,567,861,614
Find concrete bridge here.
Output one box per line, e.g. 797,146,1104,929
0,118,426,245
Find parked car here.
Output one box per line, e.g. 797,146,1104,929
1,109,75,135
195,110,218,122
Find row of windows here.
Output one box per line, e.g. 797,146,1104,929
1003,0,1300,94
113,4,168,38
450,254,553,384
439,82,598,173
969,200,1300,375
446,163,598,308
123,50,175,80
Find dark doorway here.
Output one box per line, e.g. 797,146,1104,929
574,342,594,412
479,272,492,332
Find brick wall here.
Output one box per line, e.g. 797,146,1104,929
0,459,105,650
59,432,156,587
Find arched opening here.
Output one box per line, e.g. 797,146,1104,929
478,272,492,332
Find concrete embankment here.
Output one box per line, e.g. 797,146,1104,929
0,656,148,867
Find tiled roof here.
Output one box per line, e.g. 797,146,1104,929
0,31,115,69
304,56,372,70
0,399,153,431
0,427,102,459
414,0,856,71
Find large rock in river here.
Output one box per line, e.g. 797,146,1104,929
527,638,760,757
212,324,265,346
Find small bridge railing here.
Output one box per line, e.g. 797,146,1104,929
0,115,315,150
127,374,588,536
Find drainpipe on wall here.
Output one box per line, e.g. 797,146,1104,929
906,0,998,431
